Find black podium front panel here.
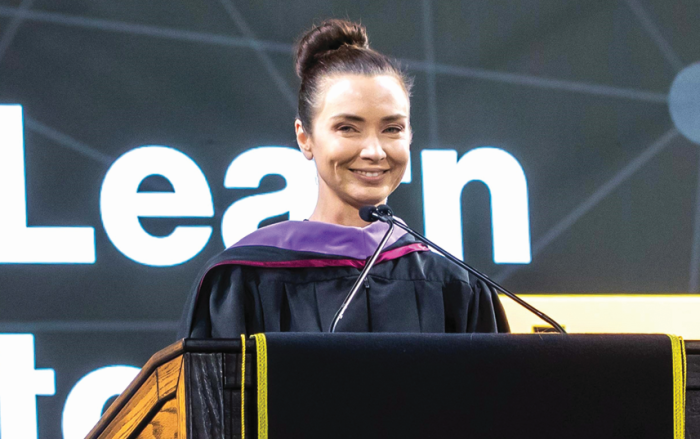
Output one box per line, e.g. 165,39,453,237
259,333,681,439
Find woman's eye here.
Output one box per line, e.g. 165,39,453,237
385,126,403,134
338,125,355,132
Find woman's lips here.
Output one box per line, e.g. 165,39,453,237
351,169,389,178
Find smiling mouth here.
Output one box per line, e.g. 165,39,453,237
351,169,389,177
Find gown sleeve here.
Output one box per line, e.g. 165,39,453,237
177,265,251,339
442,277,510,333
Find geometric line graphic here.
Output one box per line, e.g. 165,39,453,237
421,0,439,147
689,152,700,292
623,0,685,73
218,0,297,108
495,127,680,283
0,6,669,105
0,0,34,67
0,320,179,332
623,0,699,292
25,117,113,165
412,60,669,104
0,5,294,54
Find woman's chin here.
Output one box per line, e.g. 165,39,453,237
349,195,389,209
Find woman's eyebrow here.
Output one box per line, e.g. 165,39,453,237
330,113,365,122
330,113,407,122
381,114,407,122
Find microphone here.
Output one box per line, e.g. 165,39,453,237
359,205,379,222
329,206,394,332
374,204,567,334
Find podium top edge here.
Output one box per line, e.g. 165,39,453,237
176,336,700,354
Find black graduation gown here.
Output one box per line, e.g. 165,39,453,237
177,220,510,338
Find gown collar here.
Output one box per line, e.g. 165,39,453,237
231,219,408,260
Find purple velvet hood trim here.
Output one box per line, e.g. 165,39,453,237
231,219,408,260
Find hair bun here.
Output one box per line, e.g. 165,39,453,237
295,19,369,78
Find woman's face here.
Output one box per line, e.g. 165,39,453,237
296,74,411,211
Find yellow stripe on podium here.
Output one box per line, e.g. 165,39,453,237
241,334,246,439
668,334,686,439
251,334,268,439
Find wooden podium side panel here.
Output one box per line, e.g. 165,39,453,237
178,358,187,439
98,374,160,439
157,356,183,399
186,353,225,438
135,399,178,439
133,356,186,438
97,356,183,439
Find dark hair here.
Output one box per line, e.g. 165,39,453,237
294,19,413,134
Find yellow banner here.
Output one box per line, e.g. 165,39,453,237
502,294,700,338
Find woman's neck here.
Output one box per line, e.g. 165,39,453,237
308,190,380,227
308,203,368,227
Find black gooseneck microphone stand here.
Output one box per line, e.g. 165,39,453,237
372,204,567,334
329,210,395,333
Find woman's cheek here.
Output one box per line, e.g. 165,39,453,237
392,148,410,168
336,146,360,166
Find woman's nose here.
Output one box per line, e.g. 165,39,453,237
360,137,387,161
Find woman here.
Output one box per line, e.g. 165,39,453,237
177,19,509,338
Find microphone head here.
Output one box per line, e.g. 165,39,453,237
359,205,379,222
377,204,393,217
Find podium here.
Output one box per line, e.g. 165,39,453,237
86,334,692,439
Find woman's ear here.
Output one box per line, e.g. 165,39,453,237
295,119,314,160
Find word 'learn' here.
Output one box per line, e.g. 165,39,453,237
0,105,531,266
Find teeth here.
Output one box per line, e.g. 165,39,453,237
354,170,383,177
